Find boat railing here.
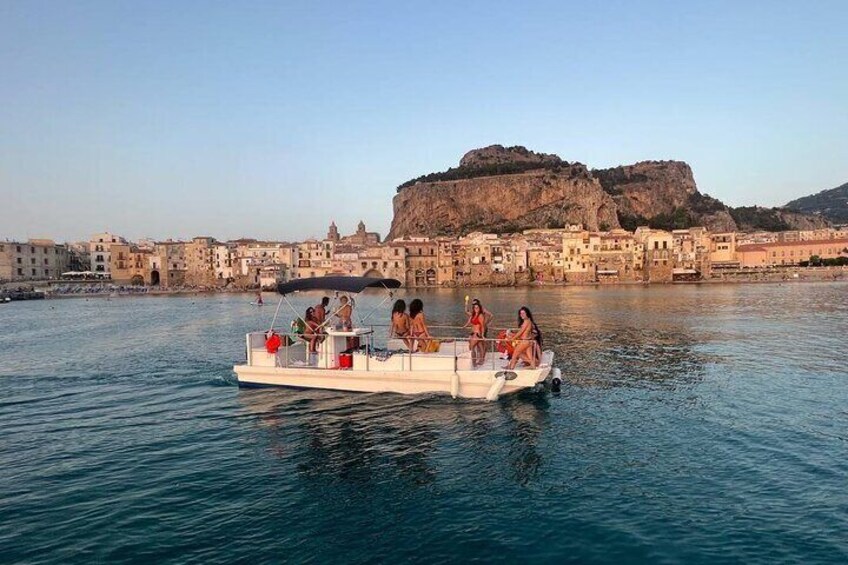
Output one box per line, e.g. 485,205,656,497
245,327,539,372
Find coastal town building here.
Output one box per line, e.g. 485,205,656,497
67,242,91,273
709,232,739,270
397,237,439,287
294,240,333,279
89,232,127,278
636,228,674,283
236,241,295,288
340,221,381,246
594,229,643,283
185,237,218,287
671,228,711,280
110,244,153,285
154,241,186,287
736,238,848,268
0,239,69,282
213,243,237,283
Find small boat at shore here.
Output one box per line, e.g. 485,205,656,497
233,276,558,400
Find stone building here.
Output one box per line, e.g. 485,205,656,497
736,238,848,268
710,232,739,270
235,242,295,288
0,239,69,282
184,237,217,287
67,242,90,273
528,243,564,283
110,244,153,285
396,237,438,287
154,241,186,287
339,221,381,246
293,240,333,279
595,230,644,283
213,243,237,283
89,232,127,278
671,228,711,280
636,228,674,283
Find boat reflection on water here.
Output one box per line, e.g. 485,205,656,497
236,388,551,487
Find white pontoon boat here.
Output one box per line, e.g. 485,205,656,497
233,276,558,400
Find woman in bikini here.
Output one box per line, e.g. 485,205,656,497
390,299,413,350
506,306,542,370
463,301,487,367
303,306,324,354
408,298,431,352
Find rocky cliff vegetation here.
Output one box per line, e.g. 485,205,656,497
786,182,848,224
388,145,830,238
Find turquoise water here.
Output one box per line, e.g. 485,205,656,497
1,284,847,564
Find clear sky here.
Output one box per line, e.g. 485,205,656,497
2,0,846,243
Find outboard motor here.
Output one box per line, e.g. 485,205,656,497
550,368,563,393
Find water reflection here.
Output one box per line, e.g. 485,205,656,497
553,326,716,389
236,389,551,487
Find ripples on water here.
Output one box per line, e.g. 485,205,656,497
1,284,847,564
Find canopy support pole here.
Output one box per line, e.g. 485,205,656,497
268,295,284,333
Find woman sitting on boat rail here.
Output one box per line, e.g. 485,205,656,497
505,306,542,370
409,298,431,352
390,299,413,350
302,306,324,354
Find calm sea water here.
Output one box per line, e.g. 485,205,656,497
1,284,847,564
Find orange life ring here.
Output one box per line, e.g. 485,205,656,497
265,333,282,353
496,330,514,356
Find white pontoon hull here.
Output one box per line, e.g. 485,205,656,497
234,357,552,400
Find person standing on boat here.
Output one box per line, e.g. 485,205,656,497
463,301,488,367
465,298,494,330
409,299,431,352
465,298,493,365
505,306,542,370
336,295,358,349
256,292,264,306
336,295,353,331
314,296,329,325
390,299,412,350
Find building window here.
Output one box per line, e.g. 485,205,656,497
17,268,22,275
17,257,21,264
16,245,21,252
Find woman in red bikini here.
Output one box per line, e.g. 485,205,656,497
464,301,487,367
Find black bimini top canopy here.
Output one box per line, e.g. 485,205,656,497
276,276,402,295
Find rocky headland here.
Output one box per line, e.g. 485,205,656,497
389,145,830,238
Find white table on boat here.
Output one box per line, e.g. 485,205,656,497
321,328,372,368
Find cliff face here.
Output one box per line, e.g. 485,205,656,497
390,165,619,238
389,145,828,238
592,160,739,232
